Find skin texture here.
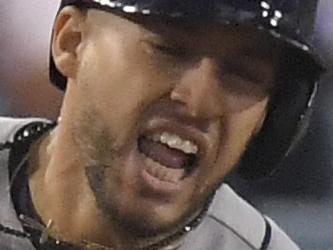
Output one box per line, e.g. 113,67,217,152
28,6,280,250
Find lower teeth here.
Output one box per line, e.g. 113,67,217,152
141,154,184,183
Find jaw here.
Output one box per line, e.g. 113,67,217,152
69,101,222,241
84,130,213,235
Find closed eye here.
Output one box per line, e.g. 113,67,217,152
149,41,190,58
224,57,274,90
225,61,260,84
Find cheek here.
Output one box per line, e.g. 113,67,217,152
76,42,172,145
204,99,268,185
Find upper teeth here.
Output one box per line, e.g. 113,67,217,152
147,132,198,154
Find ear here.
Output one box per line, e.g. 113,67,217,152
253,104,268,135
52,6,86,80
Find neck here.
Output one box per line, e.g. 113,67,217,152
28,123,119,248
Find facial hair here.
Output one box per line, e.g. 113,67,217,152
71,106,214,239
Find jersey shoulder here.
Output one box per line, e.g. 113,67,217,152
0,116,51,146
182,184,300,250
0,117,42,249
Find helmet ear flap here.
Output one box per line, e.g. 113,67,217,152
237,49,319,180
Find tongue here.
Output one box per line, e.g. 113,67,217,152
138,136,191,169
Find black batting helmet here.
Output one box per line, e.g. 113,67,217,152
49,0,325,179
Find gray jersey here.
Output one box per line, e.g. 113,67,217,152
0,117,300,250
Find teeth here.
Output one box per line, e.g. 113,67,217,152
147,132,198,154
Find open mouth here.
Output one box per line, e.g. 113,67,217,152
138,131,200,183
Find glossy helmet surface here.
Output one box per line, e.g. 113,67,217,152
50,0,325,179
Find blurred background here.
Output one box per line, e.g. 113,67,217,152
0,0,332,249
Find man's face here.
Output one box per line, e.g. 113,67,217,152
62,9,279,236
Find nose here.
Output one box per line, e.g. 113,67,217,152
170,57,225,119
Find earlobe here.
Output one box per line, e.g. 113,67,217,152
52,6,86,80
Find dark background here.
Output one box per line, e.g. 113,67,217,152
1,1,332,249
